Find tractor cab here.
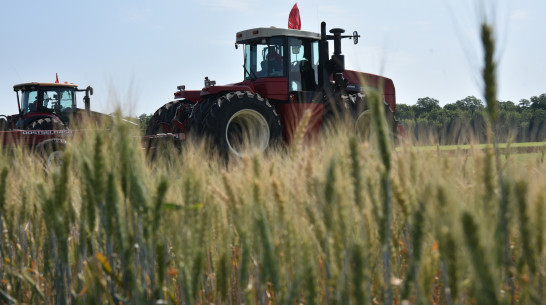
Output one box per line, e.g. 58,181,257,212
235,25,362,139
236,27,322,102
11,82,93,130
16,83,77,117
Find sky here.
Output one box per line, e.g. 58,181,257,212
0,0,544,117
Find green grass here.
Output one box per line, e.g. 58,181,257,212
509,152,545,163
408,141,546,151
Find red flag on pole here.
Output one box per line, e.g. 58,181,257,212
55,73,59,83
288,3,301,30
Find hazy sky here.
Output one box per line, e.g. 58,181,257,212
0,0,544,117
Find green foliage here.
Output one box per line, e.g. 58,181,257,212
462,212,499,305
0,167,7,217
398,93,546,144
138,113,152,133
415,97,441,117
530,93,546,110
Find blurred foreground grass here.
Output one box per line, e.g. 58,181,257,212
0,114,544,305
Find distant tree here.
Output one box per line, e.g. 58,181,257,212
395,103,415,120
518,98,531,109
415,97,441,117
498,100,517,112
443,103,458,112
393,93,546,144
138,113,152,133
529,109,546,141
530,93,546,110
455,96,484,113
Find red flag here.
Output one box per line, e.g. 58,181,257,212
55,73,59,83
288,3,301,30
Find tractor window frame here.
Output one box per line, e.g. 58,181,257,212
21,87,76,115
244,36,287,80
21,90,39,115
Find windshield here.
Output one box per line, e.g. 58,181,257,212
244,37,285,79
21,87,76,115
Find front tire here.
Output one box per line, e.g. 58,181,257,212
35,138,67,168
199,91,282,157
350,93,396,142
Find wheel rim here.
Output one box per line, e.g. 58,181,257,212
46,150,65,168
355,110,372,141
226,109,270,157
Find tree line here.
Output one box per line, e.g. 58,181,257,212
396,93,546,145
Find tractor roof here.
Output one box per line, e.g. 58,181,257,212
13,82,78,91
236,27,321,44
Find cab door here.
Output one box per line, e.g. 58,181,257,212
279,38,323,142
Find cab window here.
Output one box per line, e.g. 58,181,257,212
244,37,285,79
288,38,319,92
21,90,38,114
41,89,75,113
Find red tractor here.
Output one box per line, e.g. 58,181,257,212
0,82,94,131
146,22,398,156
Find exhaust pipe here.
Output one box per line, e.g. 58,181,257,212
84,86,93,114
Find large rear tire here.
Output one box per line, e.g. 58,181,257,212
25,117,66,130
197,91,282,157
146,100,187,135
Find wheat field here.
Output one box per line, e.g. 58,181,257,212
0,22,545,305
0,108,544,304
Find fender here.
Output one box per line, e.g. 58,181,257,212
200,84,254,97
342,70,396,114
5,114,20,129
172,78,288,103
174,85,256,103
18,112,60,129
174,84,255,103
174,90,201,102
